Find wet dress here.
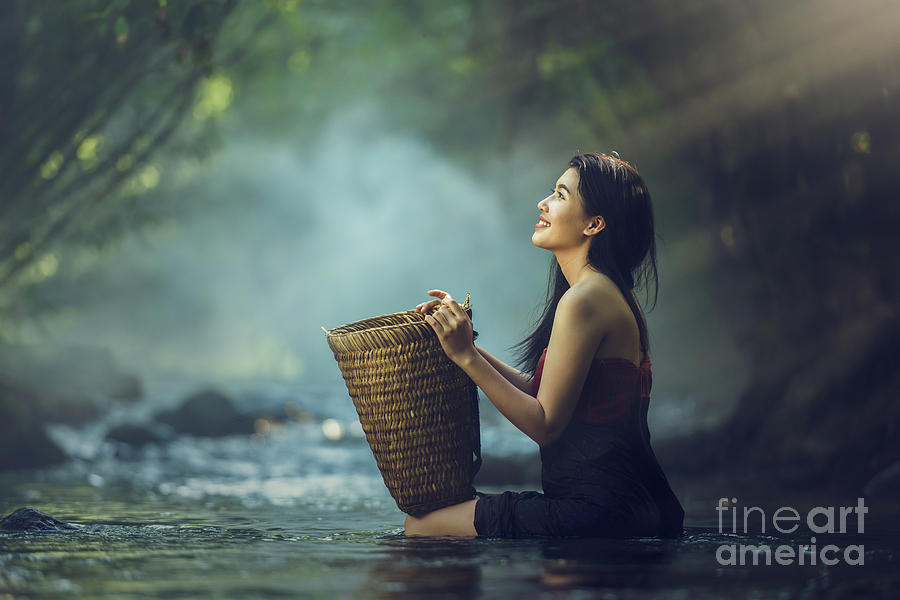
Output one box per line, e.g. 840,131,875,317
473,347,685,538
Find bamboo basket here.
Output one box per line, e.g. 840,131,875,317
322,294,482,516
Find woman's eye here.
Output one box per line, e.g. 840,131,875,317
557,191,564,199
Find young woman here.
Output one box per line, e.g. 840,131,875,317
404,153,684,538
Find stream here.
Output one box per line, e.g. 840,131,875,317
2,379,897,598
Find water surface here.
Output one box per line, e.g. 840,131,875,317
2,381,897,598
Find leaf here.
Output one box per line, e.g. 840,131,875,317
114,16,129,38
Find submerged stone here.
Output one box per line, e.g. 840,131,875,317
153,388,254,437
0,507,79,532
105,423,168,447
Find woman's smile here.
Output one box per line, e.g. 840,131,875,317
535,216,551,229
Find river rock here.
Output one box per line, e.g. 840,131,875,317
105,373,143,403
153,388,255,437
105,423,169,447
0,507,79,531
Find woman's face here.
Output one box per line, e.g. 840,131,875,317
532,167,600,250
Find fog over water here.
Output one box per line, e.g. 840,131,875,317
44,102,750,439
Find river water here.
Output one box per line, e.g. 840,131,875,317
1,380,898,598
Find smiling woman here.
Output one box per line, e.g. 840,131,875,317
406,153,684,539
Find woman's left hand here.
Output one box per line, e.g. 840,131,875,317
420,289,476,366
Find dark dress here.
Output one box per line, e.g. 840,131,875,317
473,347,685,538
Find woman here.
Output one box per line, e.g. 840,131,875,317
404,152,684,538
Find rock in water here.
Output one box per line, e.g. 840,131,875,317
0,507,79,531
105,423,168,447
105,372,143,403
153,388,254,437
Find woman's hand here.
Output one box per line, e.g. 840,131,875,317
417,289,476,366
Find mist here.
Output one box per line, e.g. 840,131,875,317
19,100,746,439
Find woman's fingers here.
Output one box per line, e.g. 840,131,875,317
424,313,445,334
437,292,458,315
439,296,470,324
417,299,441,313
431,306,453,329
442,296,468,321
422,291,474,365
422,290,468,322
421,289,450,313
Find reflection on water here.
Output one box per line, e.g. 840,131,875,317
2,489,898,598
2,382,899,598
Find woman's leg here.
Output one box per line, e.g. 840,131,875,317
404,497,479,537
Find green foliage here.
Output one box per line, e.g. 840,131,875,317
1,0,669,331
0,0,235,316
212,0,660,164
4,0,897,365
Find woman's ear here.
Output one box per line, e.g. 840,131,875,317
584,216,606,237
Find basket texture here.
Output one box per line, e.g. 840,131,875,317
323,295,482,516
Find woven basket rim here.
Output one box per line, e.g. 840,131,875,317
323,309,426,338
322,294,470,339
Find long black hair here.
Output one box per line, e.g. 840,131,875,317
513,152,659,375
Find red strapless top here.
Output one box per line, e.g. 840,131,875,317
531,347,652,424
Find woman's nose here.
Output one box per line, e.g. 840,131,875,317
537,196,548,211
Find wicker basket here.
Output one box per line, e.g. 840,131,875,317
322,294,482,516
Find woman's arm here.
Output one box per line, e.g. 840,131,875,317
423,288,610,446
455,350,549,444
475,345,533,395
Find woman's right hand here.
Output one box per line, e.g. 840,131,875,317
420,290,477,366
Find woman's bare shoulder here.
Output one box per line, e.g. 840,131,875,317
564,274,632,324
568,273,627,305
554,277,614,331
